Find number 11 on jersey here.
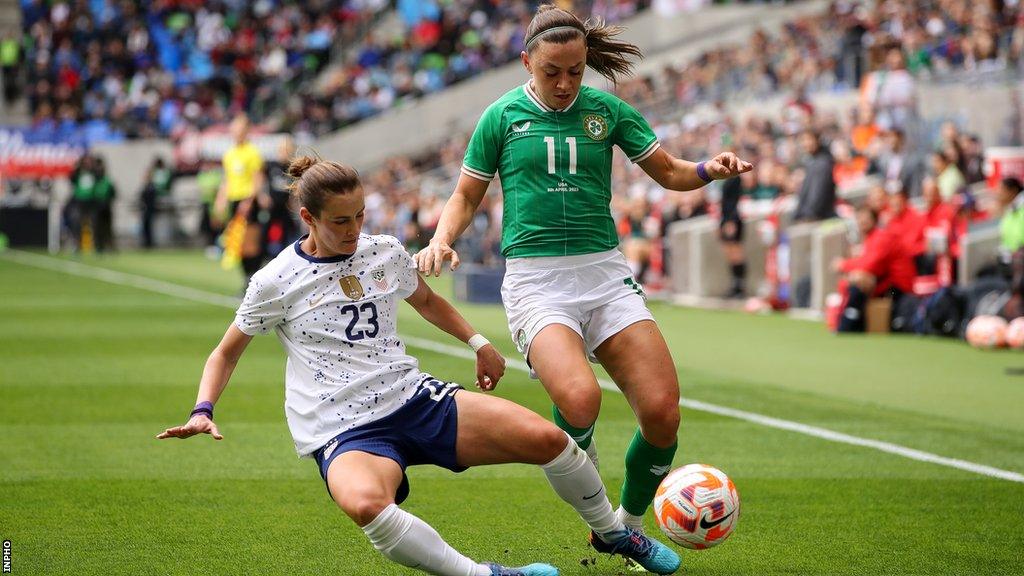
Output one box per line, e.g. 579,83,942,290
544,136,577,175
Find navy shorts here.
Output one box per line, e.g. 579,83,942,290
313,377,466,504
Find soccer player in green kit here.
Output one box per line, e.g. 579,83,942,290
416,4,752,571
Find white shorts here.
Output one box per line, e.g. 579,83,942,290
501,249,654,367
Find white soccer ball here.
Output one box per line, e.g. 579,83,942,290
653,463,739,550
1005,317,1024,349
966,315,1008,349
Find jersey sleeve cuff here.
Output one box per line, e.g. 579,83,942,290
629,141,660,163
234,317,263,336
461,164,495,182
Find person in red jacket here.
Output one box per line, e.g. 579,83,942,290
883,179,925,259
918,176,959,281
832,206,917,332
920,177,957,248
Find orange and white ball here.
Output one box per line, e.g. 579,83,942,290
1005,317,1024,349
653,464,739,550
965,315,1008,349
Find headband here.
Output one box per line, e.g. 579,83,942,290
525,25,584,49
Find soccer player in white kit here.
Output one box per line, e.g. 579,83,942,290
157,157,671,576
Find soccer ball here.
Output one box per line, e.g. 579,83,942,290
965,315,1008,349
653,464,739,550
1005,317,1024,349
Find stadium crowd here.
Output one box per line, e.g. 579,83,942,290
12,0,650,141
16,0,384,140
13,0,1024,141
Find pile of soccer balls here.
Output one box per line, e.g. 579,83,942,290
653,464,739,550
966,315,1024,349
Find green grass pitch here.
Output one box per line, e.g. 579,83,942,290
1,249,1022,575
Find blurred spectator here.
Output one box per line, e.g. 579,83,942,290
930,149,966,201
66,155,97,251
869,129,923,197
996,177,1024,317
658,188,706,278
831,138,868,189
850,105,881,156
1,30,21,103
860,48,917,132
833,206,916,332
264,137,302,257
918,176,959,278
196,160,224,251
865,182,890,220
619,196,656,282
794,130,836,222
140,158,174,249
998,177,1024,255
883,179,925,260
718,173,751,298
92,157,117,253
959,134,985,184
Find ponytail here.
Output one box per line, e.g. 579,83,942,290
524,4,642,84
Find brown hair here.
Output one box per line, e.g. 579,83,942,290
287,155,361,217
524,4,642,84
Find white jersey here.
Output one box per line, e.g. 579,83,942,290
234,234,423,457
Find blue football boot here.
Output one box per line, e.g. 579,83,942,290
485,561,559,576
589,528,681,575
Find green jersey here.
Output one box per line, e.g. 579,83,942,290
462,83,659,258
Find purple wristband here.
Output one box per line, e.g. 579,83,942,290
190,401,214,420
696,161,713,183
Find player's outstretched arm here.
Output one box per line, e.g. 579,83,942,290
156,324,253,440
404,276,505,390
415,173,490,277
638,148,753,191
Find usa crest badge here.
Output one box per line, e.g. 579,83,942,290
371,268,388,291
339,275,364,300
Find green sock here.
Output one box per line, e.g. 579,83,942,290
552,405,595,450
620,428,677,517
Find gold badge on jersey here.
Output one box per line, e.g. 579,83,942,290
339,275,364,300
583,114,608,141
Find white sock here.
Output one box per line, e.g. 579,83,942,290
362,504,490,576
585,439,599,471
616,505,646,533
541,432,624,538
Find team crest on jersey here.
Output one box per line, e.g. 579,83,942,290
339,275,364,300
582,114,608,140
515,329,527,352
371,268,388,291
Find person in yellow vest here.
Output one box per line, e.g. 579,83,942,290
215,115,268,289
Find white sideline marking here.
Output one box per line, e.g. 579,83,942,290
5,249,1023,484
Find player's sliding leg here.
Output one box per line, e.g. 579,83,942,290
529,325,602,470
594,320,681,534
327,451,555,576
453,391,680,575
